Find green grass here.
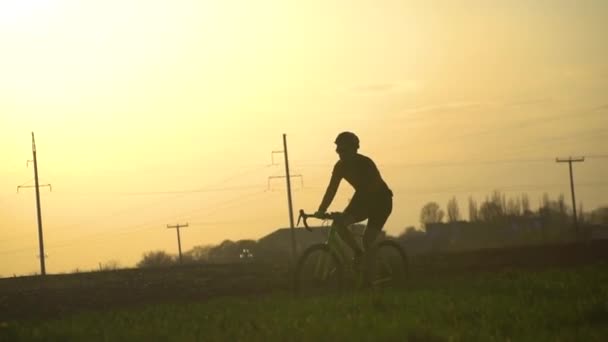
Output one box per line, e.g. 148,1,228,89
2,264,608,342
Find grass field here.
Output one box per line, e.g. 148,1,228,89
2,262,607,341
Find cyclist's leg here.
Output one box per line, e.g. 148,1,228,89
333,213,361,254
363,193,393,252
360,194,393,283
336,192,367,255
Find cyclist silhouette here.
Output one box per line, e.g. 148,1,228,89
315,132,393,263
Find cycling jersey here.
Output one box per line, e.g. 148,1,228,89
318,153,392,217
331,154,391,195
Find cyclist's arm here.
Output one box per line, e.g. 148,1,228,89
318,165,342,213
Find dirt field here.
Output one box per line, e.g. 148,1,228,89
2,240,607,322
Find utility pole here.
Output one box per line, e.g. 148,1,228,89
556,156,585,234
17,132,52,276
268,134,303,262
283,134,296,262
167,223,188,264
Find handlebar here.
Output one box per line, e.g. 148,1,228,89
297,210,341,232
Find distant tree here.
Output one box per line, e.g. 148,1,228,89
186,245,214,262
99,260,121,271
447,197,461,222
558,194,567,217
538,193,570,225
420,202,444,229
180,253,197,264
490,190,506,216
137,250,175,268
479,200,503,222
521,193,532,215
542,193,550,209
476,191,507,222
468,196,479,222
506,197,521,216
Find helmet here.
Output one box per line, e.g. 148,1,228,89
334,131,359,149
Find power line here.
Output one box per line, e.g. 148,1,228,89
0,189,271,249
18,190,270,252
188,215,284,226
42,179,608,247
0,189,270,256
294,152,608,170
293,156,555,169
33,166,271,235
4,177,606,246
2,179,606,257
587,154,608,159
0,205,282,258
2,147,606,258
51,184,265,196
302,181,608,196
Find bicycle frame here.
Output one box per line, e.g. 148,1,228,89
325,223,349,262
298,210,361,267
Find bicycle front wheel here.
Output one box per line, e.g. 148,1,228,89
369,240,409,288
294,244,343,295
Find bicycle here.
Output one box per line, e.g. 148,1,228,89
293,209,409,294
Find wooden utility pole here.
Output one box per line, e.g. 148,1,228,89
267,135,303,262
167,223,188,263
556,156,585,233
283,134,297,261
17,132,52,276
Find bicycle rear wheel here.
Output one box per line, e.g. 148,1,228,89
369,240,409,288
294,244,343,295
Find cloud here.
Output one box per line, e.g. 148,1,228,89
348,80,422,95
398,101,488,115
395,97,552,118
352,83,395,93
502,98,554,107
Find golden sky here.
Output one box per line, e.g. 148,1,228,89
1,0,607,276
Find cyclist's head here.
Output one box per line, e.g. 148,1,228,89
335,131,359,159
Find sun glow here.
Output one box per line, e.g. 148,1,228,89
0,0,56,25
1,1,607,276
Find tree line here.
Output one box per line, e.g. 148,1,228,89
419,190,607,229
134,190,607,268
